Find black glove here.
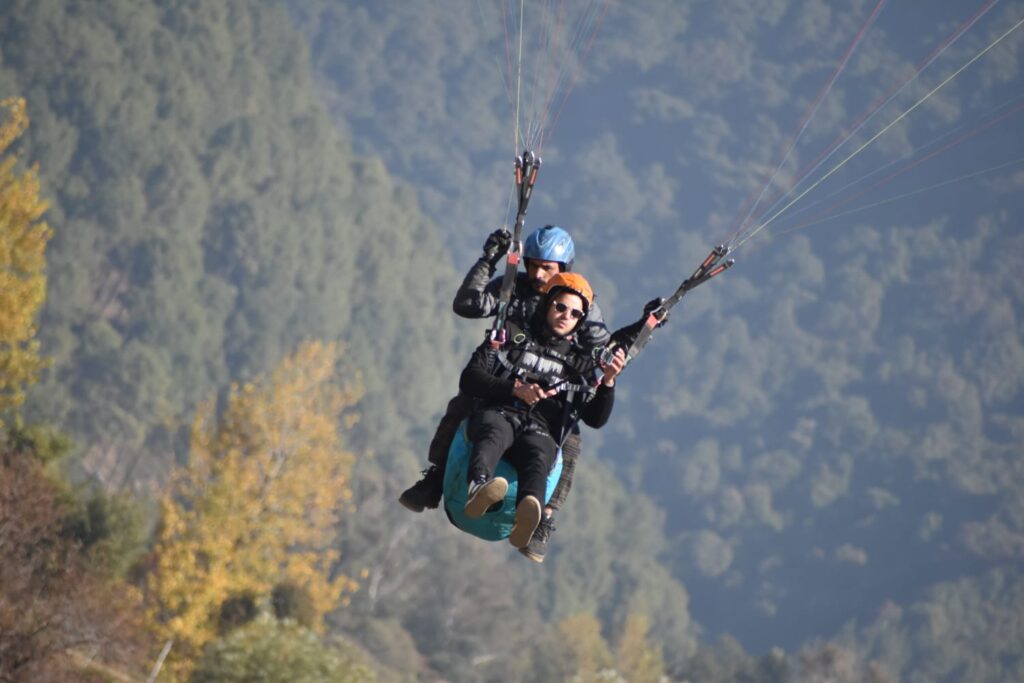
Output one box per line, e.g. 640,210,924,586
643,297,668,327
482,229,512,265
609,298,668,350
609,321,642,350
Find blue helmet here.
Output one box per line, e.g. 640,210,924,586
523,225,575,271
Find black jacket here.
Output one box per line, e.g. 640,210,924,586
459,316,615,441
452,257,611,349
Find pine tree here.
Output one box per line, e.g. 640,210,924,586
146,340,362,670
0,97,51,419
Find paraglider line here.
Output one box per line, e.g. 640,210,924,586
534,0,566,150
782,97,1024,227
514,0,526,154
732,13,1024,250
728,0,888,244
769,155,1024,240
539,0,612,152
741,0,1002,239
488,3,514,106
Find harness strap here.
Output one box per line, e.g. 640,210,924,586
557,388,577,448
490,347,596,394
603,245,734,365
491,150,541,347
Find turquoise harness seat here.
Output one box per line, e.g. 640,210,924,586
442,419,562,541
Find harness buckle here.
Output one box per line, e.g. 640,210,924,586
489,327,507,348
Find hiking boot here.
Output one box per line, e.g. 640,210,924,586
464,477,509,518
399,466,444,513
518,514,555,563
508,495,542,549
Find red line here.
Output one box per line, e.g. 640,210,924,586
539,0,613,152
536,0,567,150
735,0,999,242
502,1,513,101
781,101,1024,234
783,0,997,203
728,0,887,242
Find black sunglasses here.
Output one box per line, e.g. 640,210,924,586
552,301,585,320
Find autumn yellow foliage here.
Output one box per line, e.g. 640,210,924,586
616,614,665,683
147,340,363,667
559,613,614,680
557,611,666,682
0,97,52,418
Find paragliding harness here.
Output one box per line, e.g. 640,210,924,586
442,318,597,541
601,244,735,367
487,320,599,448
490,149,541,348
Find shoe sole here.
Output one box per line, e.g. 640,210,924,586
509,496,542,549
398,494,425,513
464,478,508,518
518,546,545,563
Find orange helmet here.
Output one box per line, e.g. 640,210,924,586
542,272,594,315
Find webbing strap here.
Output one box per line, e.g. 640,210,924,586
491,150,541,347
605,245,734,364
491,346,596,396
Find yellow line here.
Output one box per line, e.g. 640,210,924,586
736,14,1024,249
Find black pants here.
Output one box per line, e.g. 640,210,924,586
467,409,559,504
427,393,475,467
547,431,579,512
428,393,580,511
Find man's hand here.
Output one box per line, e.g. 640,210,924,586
513,378,557,406
609,298,669,350
643,297,669,327
482,229,512,265
598,347,627,387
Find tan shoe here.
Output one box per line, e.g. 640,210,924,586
509,495,542,549
464,477,509,518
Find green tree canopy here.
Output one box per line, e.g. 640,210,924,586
191,615,376,683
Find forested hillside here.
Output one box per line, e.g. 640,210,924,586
1,0,458,486
1,1,700,681
2,0,1023,681
292,1,1024,681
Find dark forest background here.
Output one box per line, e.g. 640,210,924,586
2,1,1022,681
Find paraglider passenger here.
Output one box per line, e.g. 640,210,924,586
399,226,610,562
458,272,626,548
